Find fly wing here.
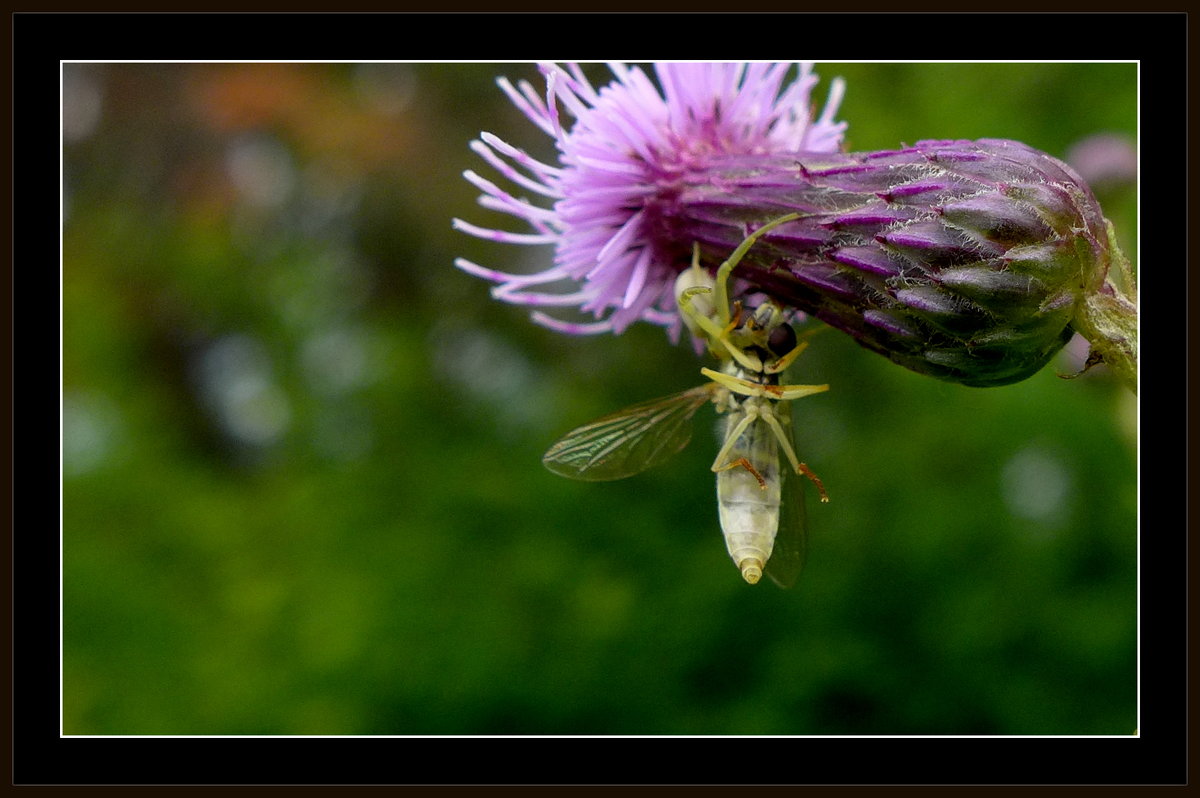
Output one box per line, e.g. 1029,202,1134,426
764,405,808,589
543,385,716,481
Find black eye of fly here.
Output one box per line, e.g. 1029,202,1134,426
768,323,797,358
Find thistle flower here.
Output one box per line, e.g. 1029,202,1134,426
455,64,1136,391
453,62,847,338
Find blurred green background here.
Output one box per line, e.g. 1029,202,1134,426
62,62,1137,736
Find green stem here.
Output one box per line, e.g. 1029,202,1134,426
1071,221,1137,393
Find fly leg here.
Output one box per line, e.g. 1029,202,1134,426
703,366,830,501
759,409,830,503
714,457,769,490
709,405,768,490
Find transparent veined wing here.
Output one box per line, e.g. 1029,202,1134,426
543,385,716,481
764,403,808,589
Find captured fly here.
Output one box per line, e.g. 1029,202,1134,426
544,214,829,585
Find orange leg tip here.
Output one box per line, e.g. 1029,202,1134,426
799,462,830,502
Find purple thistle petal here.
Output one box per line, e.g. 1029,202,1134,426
454,257,560,286
468,141,561,200
478,132,562,181
529,312,614,335
451,218,557,246
457,62,848,337
495,77,555,138
622,247,652,308
462,170,558,229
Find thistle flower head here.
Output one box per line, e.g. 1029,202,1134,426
453,62,846,338
456,64,1136,390
669,138,1131,387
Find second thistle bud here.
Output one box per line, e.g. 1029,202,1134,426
663,138,1133,388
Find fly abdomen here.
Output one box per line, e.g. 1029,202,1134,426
715,409,782,584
